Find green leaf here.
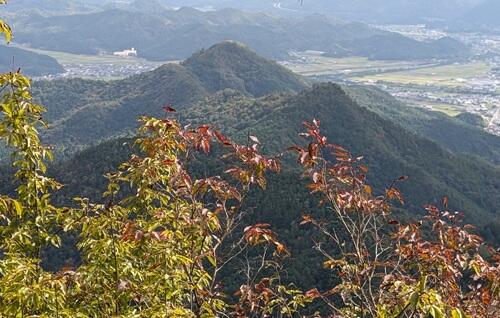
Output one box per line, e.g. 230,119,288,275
207,255,217,267
409,291,419,307
429,305,445,318
13,200,23,217
418,275,427,292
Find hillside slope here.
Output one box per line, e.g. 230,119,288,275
0,45,64,76
341,35,469,60
34,85,500,243
180,86,499,231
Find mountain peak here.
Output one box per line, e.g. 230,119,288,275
213,40,248,49
185,41,256,64
182,41,308,96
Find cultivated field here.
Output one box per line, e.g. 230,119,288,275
283,55,434,77
16,45,169,66
352,62,491,87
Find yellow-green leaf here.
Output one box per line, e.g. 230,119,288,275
0,19,12,43
451,308,465,318
13,200,22,216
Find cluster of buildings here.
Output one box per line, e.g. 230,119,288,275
373,24,448,41
487,108,500,135
36,62,159,80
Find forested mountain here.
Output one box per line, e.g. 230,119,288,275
338,35,468,60
32,41,307,152
28,41,497,164
10,6,469,61
183,41,309,95
182,86,500,237
0,45,64,76
29,40,499,163
33,84,500,278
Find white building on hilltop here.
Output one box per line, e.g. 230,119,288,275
113,48,138,57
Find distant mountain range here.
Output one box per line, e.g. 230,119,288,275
0,45,64,76
9,6,469,61
333,34,468,60
5,0,493,29
159,0,484,23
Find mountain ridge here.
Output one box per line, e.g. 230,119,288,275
37,83,500,246
33,41,307,152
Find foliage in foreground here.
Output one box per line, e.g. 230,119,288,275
1,4,499,317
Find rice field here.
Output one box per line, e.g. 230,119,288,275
284,56,432,77
352,62,492,87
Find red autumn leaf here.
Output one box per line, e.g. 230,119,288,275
201,139,211,154
308,142,318,158
134,230,144,241
275,243,288,255
305,288,321,299
251,223,271,229
197,125,210,137
214,130,232,146
359,165,369,173
386,187,404,205
151,231,163,240
300,215,314,225
162,159,176,166
464,224,476,230
163,105,176,112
